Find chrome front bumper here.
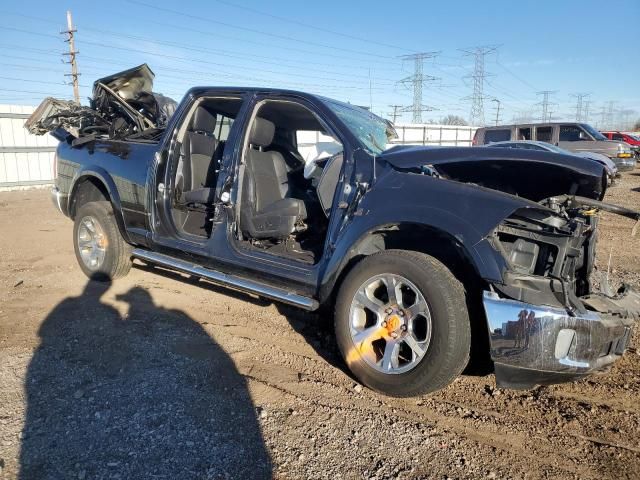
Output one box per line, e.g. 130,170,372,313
482,290,636,389
50,186,69,216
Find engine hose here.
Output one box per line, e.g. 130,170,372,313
553,195,640,222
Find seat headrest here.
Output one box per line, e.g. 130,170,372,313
191,106,216,133
248,117,275,147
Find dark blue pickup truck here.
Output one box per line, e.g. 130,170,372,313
27,64,640,396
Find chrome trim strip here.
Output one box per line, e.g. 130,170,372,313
132,248,319,311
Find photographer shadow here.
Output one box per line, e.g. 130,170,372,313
19,280,271,480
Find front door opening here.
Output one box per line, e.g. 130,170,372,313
237,99,343,264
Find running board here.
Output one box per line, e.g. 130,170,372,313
131,249,319,311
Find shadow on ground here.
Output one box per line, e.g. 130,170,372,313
19,280,271,480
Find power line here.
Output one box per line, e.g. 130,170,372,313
495,58,538,91
126,0,396,60
61,10,80,104
78,26,395,78
398,52,439,123
210,0,412,52
388,105,403,123
460,45,498,126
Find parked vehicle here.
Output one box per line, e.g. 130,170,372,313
486,140,618,182
601,131,640,159
473,123,636,171
28,65,640,397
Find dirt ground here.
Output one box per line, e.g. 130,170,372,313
1,173,639,480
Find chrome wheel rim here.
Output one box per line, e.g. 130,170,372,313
77,215,107,271
348,274,432,375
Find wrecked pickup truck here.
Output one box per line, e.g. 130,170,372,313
28,64,640,397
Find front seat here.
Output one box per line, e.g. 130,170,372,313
241,117,307,240
181,106,218,204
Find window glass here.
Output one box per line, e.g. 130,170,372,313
580,124,607,140
484,129,511,143
517,127,532,140
559,125,584,142
536,126,553,143
215,116,234,142
612,133,625,141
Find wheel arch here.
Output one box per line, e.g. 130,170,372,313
322,221,495,375
68,169,130,243
320,222,489,306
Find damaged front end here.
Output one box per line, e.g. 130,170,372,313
484,195,640,388
25,64,176,143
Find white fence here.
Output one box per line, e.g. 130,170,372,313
391,123,478,147
0,105,58,190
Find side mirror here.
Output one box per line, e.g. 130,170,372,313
579,131,590,141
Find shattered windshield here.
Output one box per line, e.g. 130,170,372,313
325,100,397,155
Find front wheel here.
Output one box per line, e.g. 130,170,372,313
73,201,132,281
335,250,471,397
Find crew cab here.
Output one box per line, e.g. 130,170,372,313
28,65,640,396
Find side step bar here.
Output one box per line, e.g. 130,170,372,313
131,248,319,311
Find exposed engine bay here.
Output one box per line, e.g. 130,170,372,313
25,64,176,143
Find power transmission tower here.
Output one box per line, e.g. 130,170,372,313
570,93,590,122
583,99,591,123
491,98,502,126
61,10,80,104
398,52,439,123
459,45,498,126
606,101,617,129
536,90,557,123
388,105,403,123
600,106,608,128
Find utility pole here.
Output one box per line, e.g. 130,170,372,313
388,105,403,123
491,98,502,126
62,10,80,104
570,93,590,122
459,45,498,126
536,90,557,123
398,52,439,123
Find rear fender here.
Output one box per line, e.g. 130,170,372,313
69,167,130,243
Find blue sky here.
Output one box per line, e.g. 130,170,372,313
0,0,638,127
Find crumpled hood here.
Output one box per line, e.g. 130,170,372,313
379,145,606,202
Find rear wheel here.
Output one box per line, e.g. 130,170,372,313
335,250,471,397
73,201,132,281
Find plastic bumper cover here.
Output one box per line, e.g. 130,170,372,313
482,289,637,389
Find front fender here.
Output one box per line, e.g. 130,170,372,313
319,170,539,302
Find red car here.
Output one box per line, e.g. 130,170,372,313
601,131,640,154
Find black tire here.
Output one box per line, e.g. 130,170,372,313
73,200,132,281
335,250,471,397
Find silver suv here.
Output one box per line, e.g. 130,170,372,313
473,122,636,171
